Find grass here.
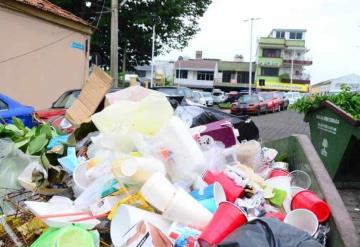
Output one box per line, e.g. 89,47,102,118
218,102,232,109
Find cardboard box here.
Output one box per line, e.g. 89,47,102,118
65,67,113,126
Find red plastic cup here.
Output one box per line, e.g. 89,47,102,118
264,212,286,221
268,169,289,178
198,202,248,246
202,171,245,202
291,190,331,223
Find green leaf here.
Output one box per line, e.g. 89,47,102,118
14,137,31,149
40,124,53,139
27,133,48,155
40,152,51,170
12,117,26,132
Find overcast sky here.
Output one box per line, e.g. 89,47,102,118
158,0,360,84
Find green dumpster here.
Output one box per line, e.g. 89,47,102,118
266,134,359,247
304,101,360,186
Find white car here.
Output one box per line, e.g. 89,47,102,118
192,91,208,106
212,90,226,104
285,92,302,105
199,91,214,106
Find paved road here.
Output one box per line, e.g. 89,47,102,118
250,110,310,142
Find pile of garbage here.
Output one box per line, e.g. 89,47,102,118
0,69,331,247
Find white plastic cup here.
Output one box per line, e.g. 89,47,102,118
284,209,319,236
265,176,292,212
73,163,92,197
110,205,171,247
120,157,166,184
140,172,176,212
162,188,213,230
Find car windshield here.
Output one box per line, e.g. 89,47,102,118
238,95,258,103
213,92,222,96
259,93,272,100
203,92,212,97
53,91,80,109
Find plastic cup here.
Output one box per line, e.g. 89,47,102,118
202,171,245,202
291,190,331,223
140,172,176,212
284,209,319,236
190,182,226,213
110,205,171,247
73,163,92,197
162,188,213,230
268,169,289,178
265,176,292,212
289,170,311,190
264,212,286,222
198,202,248,246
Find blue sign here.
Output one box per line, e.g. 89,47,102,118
70,41,85,51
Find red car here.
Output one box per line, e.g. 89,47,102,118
231,95,267,115
257,92,281,113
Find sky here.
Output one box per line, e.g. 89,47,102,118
157,0,360,84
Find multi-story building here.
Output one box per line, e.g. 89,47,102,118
255,29,312,92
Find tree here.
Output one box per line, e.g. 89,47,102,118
50,0,212,71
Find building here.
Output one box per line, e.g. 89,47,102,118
135,60,175,86
215,56,256,91
255,29,312,92
311,74,360,94
174,52,218,89
0,0,93,109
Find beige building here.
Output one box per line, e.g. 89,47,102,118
0,0,93,109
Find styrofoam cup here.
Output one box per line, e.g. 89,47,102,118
110,205,171,247
140,172,176,212
265,176,292,212
284,209,318,236
163,188,213,229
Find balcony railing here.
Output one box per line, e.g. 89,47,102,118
283,57,313,66
281,73,311,84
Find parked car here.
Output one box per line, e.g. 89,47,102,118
192,91,213,106
231,95,267,115
285,92,302,105
202,91,214,106
0,93,35,128
151,86,193,107
224,91,239,104
212,89,227,104
257,92,281,112
274,91,290,110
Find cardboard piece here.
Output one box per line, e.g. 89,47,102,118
65,67,113,126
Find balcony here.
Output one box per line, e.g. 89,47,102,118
285,39,305,47
283,57,313,66
280,74,311,84
258,57,283,67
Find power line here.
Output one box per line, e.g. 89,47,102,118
0,32,75,65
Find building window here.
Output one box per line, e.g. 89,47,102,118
0,99,8,111
136,70,146,77
197,71,214,81
176,70,188,79
222,71,232,83
237,72,255,84
262,48,281,58
259,79,265,86
276,31,285,38
290,32,303,40
261,67,279,77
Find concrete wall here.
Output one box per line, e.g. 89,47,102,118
174,70,214,88
0,7,90,109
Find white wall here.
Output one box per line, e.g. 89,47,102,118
174,70,214,88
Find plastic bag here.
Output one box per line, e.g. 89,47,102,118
91,86,173,136
175,105,259,141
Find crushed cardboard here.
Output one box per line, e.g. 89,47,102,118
65,67,113,126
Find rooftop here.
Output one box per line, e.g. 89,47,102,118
175,59,218,70
271,28,307,33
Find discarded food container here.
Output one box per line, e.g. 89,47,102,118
291,190,331,223
268,169,289,178
198,202,248,246
190,182,226,213
284,209,319,236
265,176,292,212
140,172,176,212
233,140,262,170
163,188,213,229
202,171,245,202
110,205,171,247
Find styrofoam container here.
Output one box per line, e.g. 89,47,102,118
110,205,171,247
265,176,292,212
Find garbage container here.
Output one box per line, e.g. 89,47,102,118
265,134,359,247
304,101,360,185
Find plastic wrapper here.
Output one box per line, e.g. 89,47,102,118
175,105,259,141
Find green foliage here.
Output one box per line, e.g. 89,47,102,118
290,85,360,120
0,117,58,155
279,73,290,81
49,0,213,70
218,102,232,109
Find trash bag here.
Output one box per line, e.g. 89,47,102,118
175,106,259,141
218,218,323,247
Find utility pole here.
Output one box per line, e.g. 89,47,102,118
290,48,294,92
244,18,260,95
110,0,118,87
151,25,156,88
